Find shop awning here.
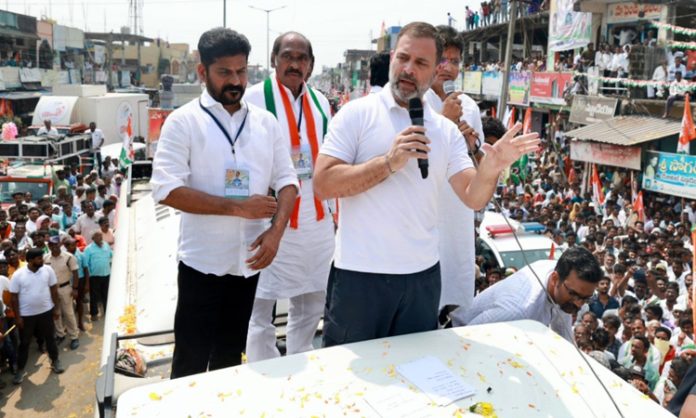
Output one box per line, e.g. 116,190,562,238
566,116,682,146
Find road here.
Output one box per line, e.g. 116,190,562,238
0,319,104,418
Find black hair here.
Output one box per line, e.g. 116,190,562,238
555,246,603,283
482,116,506,141
26,247,44,261
198,28,251,68
271,31,314,64
369,51,390,88
98,216,109,225
645,305,663,321
655,326,672,339
632,317,646,327
102,199,115,208
396,22,443,63
679,317,693,328
435,24,462,53
667,281,680,292
671,358,690,380
632,335,650,352
603,314,621,330
592,328,610,349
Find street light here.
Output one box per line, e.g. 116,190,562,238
249,4,287,78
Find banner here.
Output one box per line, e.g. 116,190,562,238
508,71,531,106
642,151,696,200
463,71,482,95
482,71,502,97
569,95,619,125
607,3,663,24
530,72,574,105
147,108,173,159
548,0,592,52
570,141,642,170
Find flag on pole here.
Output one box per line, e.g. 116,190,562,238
634,190,645,223
678,93,696,154
591,164,605,212
504,106,517,130
549,243,556,260
119,115,135,170
522,107,533,134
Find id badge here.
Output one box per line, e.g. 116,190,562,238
224,167,250,199
291,143,313,180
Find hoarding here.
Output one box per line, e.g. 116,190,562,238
642,151,696,199
508,71,530,106
570,140,642,170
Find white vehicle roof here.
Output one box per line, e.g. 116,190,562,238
115,320,671,418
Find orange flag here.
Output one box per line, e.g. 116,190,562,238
549,242,556,260
678,93,696,153
523,107,533,135
634,191,645,223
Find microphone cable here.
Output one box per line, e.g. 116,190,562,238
467,139,626,418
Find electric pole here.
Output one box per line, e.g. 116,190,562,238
249,5,287,78
497,0,518,121
223,0,227,27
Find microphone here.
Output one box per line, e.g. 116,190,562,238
408,97,428,179
443,80,456,96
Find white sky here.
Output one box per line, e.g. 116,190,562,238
2,0,484,70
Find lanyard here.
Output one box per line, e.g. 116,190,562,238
198,99,248,156
296,101,304,134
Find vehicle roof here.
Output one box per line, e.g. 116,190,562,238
479,211,555,253
3,164,51,179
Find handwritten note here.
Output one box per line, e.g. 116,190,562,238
396,356,476,406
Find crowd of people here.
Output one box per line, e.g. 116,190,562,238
461,0,547,30
0,153,118,387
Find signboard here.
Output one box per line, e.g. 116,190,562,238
147,108,173,159
607,3,663,24
482,71,502,97
530,72,573,105
548,0,592,52
569,95,618,125
570,140,642,170
463,71,482,95
19,68,41,83
508,71,531,106
642,151,696,200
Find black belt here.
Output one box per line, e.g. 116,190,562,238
59,281,72,288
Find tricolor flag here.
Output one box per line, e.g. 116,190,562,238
119,115,135,170
677,93,696,154
591,164,605,213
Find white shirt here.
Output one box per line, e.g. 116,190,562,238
668,64,687,82
0,275,9,314
90,128,105,150
652,65,668,83
424,88,483,309
669,79,690,97
244,79,335,299
369,85,383,94
451,260,575,342
9,265,57,316
96,209,116,227
25,219,37,234
320,85,473,274
150,89,299,277
36,126,58,136
73,213,100,244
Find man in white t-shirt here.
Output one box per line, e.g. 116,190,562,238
314,22,539,346
36,119,58,136
89,122,105,176
9,248,64,384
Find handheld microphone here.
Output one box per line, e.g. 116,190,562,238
443,80,456,96
408,97,428,179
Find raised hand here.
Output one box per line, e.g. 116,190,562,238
479,123,540,173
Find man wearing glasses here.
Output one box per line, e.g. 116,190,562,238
452,247,603,343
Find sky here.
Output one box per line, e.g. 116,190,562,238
2,0,483,71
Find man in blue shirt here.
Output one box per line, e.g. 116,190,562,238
66,237,89,330
588,276,619,319
84,231,111,321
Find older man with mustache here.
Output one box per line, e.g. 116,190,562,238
313,21,540,346
244,32,334,362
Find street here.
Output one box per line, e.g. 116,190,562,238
0,320,104,418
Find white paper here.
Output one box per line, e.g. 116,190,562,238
396,356,476,406
363,384,434,418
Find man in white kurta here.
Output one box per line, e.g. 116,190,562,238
452,247,603,343
423,25,484,322
244,32,334,361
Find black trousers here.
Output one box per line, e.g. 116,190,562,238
90,276,110,316
171,262,259,379
322,263,441,347
18,309,59,370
